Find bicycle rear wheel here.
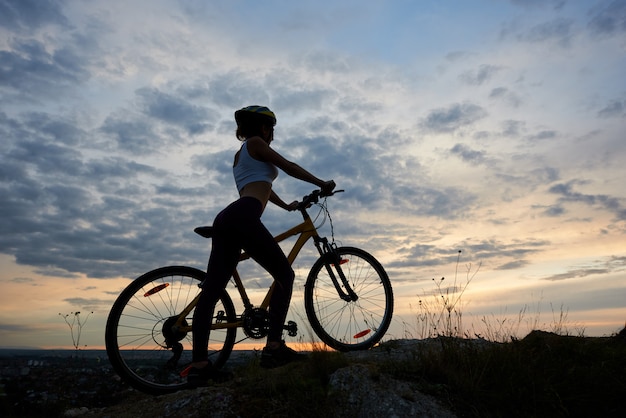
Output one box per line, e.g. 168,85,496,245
105,266,236,394
304,247,393,351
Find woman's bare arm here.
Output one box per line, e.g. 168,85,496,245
246,136,328,188
269,190,298,211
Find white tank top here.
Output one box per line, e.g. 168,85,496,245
233,141,278,192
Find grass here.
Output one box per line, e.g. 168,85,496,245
405,251,481,340
223,251,626,417
220,328,626,417
380,329,626,417
3,330,624,417
230,349,349,417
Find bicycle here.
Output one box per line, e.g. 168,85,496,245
105,189,394,394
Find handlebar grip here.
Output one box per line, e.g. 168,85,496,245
297,189,344,210
321,189,344,197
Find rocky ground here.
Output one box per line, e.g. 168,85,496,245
3,332,624,417
0,341,456,418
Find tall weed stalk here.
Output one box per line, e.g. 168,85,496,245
409,251,481,339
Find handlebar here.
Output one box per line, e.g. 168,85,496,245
297,189,344,210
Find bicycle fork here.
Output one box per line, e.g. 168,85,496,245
316,237,358,302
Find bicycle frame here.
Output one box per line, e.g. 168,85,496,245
173,205,328,333
106,188,393,394
236,211,321,311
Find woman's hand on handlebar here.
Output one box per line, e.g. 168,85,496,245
296,183,341,210
320,180,336,196
286,201,299,211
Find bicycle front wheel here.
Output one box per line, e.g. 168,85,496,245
105,266,236,394
304,247,393,351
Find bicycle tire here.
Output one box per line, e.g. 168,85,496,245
105,266,236,394
304,247,393,351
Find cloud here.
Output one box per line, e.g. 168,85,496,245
420,103,488,133
136,87,217,135
587,0,626,37
0,1,624,346
526,130,558,142
273,87,338,113
8,276,37,285
0,323,43,333
100,115,161,154
460,239,549,262
0,37,92,102
458,64,503,86
542,268,609,281
4,67,431,281
0,0,69,32
541,256,626,281
297,50,352,74
509,0,566,10
548,181,626,220
520,18,574,47
6,138,84,178
391,238,548,271
198,71,271,109
489,87,522,108
450,143,488,165
597,99,625,118
540,205,566,217
500,119,526,137
0,106,213,279
496,260,531,270
389,243,458,270
62,297,112,307
280,131,476,220
98,85,224,153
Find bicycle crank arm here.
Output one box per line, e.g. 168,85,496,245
165,342,183,368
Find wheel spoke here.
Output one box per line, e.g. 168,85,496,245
105,267,237,394
305,248,393,351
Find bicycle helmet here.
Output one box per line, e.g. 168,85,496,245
235,105,276,126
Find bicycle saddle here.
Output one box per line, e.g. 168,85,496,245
194,226,213,238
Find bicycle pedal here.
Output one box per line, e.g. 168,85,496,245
284,320,298,337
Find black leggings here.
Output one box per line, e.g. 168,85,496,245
192,197,295,362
